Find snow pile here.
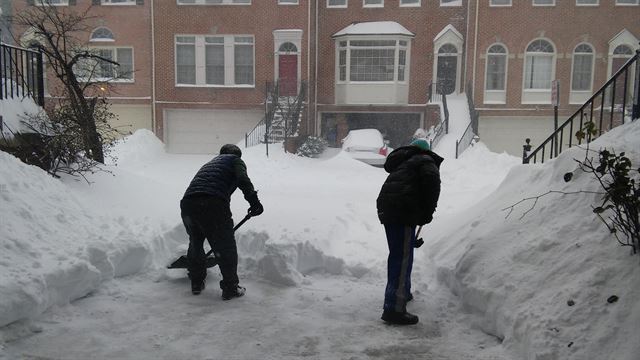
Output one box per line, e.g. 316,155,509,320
427,120,640,360
0,85,42,138
0,152,158,328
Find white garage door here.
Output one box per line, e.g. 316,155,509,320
165,109,262,154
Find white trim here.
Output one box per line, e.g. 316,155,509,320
101,0,137,5
327,0,348,8
35,0,69,6
483,43,508,104
400,0,421,7
363,0,384,8
278,0,299,4
176,0,251,5
575,0,598,6
489,0,511,7
532,0,555,6
569,43,594,94
615,0,639,5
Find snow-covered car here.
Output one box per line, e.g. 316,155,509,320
341,129,392,167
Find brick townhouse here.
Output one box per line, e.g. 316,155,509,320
6,0,639,155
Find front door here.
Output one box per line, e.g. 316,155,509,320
279,55,298,97
437,55,457,95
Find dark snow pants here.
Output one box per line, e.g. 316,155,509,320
383,224,416,313
180,196,238,290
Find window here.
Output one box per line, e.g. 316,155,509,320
576,0,598,5
363,0,383,7
177,0,251,4
234,36,254,85
328,0,347,7
400,0,420,6
175,35,254,86
75,47,134,82
90,27,115,42
524,39,555,90
533,0,555,5
176,36,196,84
337,39,409,83
278,0,298,3
485,44,507,91
616,0,639,5
440,0,461,6
279,42,298,53
101,0,136,4
571,44,594,92
35,0,69,5
490,0,511,6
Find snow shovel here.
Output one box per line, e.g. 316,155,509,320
167,212,252,269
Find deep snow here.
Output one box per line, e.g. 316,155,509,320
0,93,638,359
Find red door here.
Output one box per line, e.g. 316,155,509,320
279,55,297,96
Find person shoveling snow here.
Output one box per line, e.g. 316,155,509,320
178,144,264,299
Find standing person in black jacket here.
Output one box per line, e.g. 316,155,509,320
180,144,263,300
376,138,443,325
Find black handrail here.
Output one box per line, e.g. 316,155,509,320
456,82,480,159
524,51,639,164
430,91,449,150
0,42,45,106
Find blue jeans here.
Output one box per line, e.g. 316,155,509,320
383,224,416,313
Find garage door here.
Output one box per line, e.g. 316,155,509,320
165,109,263,154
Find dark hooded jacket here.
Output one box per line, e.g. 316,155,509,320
182,154,256,203
376,146,443,225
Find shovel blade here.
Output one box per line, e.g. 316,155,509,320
167,255,219,269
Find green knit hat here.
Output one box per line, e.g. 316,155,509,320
410,138,430,151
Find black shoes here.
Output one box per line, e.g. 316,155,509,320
221,285,246,300
381,310,419,325
191,279,206,295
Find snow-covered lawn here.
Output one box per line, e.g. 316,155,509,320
1,99,638,359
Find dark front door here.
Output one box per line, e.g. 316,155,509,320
437,55,457,95
279,55,297,96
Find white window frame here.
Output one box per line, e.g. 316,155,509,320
490,0,511,6
75,46,135,83
440,0,461,6
101,0,137,5
363,0,383,8
176,0,251,5
327,0,347,7
90,27,115,43
278,0,299,4
522,38,556,104
35,0,69,6
576,0,598,6
336,37,409,84
174,34,255,88
400,0,421,7
615,0,639,6
569,43,595,104
484,43,508,104
533,0,555,6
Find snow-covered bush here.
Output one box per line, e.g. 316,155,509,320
296,136,328,158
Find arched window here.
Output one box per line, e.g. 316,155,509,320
613,44,633,56
524,39,555,89
278,42,297,53
90,27,115,42
438,43,458,55
571,43,594,91
485,44,507,91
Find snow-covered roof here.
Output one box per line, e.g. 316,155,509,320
332,21,415,38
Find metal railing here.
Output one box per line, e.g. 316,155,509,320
0,42,45,106
456,82,480,159
429,90,449,150
245,80,307,153
524,49,640,164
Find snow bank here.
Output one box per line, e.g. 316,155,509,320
0,83,43,138
0,151,159,327
427,120,640,360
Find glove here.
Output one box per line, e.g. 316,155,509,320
246,191,264,216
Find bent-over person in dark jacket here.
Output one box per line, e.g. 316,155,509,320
181,144,263,300
376,138,443,325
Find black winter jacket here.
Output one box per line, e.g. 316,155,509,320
183,154,256,203
376,146,443,225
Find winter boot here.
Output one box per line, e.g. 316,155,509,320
191,279,206,295
381,310,419,325
221,285,246,300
